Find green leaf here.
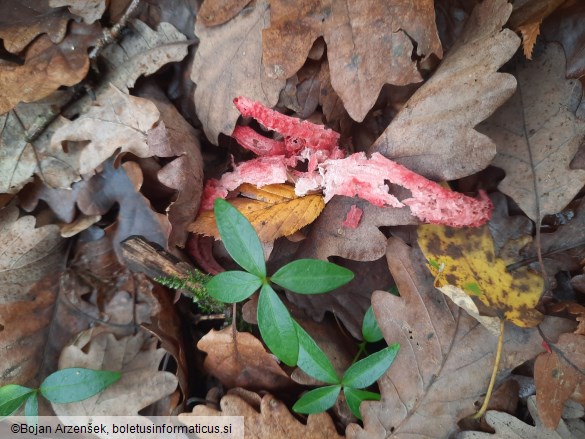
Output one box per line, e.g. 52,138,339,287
342,344,400,389
206,271,262,303
343,388,380,420
257,284,298,366
292,385,341,414
214,198,266,277
295,323,339,384
40,368,121,403
271,259,354,294
0,385,35,418
362,306,383,343
24,393,38,426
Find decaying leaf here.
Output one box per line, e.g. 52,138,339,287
197,325,292,391
50,84,160,178
369,0,520,181
53,329,178,416
190,184,325,242
198,0,251,26
534,332,585,429
263,0,442,121
191,0,285,144
183,391,344,439
418,224,544,329
479,43,585,222
346,237,572,439
487,193,534,256
0,0,72,53
509,0,567,59
458,396,583,438
49,0,105,23
0,22,100,115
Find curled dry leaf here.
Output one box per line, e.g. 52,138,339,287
0,0,72,53
50,84,160,179
49,0,105,23
534,332,585,430
197,325,292,391
190,184,325,242
183,391,344,439
369,0,520,181
346,237,574,439
53,329,179,417
479,43,585,222
263,0,442,121
0,22,101,115
191,0,285,144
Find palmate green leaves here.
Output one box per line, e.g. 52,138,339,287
271,259,354,294
40,368,121,403
257,284,298,366
342,344,400,388
214,198,266,277
206,270,262,302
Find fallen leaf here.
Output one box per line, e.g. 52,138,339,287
369,0,520,181
197,325,292,391
190,184,325,242
52,329,178,416
137,82,204,249
346,237,572,439
479,43,585,222
487,192,534,255
50,84,160,178
458,395,583,438
534,332,585,429
74,159,171,258
191,0,285,144
263,0,442,121
0,0,72,53
198,0,251,26
182,391,344,439
0,206,66,301
49,0,106,23
542,1,585,79
0,22,100,115
418,224,544,329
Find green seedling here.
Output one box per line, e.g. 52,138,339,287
0,368,121,423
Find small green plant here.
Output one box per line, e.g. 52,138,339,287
155,270,224,313
0,368,121,422
178,198,398,418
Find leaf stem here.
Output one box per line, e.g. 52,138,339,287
472,318,505,419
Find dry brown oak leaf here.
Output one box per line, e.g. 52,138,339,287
0,21,101,115
50,84,160,180
263,0,442,122
458,396,584,439
369,0,520,181
197,325,292,391
479,42,585,223
192,0,285,144
0,0,72,54
198,0,252,26
49,0,106,24
346,237,575,439
53,329,178,417
183,391,343,439
535,332,585,430
137,82,205,249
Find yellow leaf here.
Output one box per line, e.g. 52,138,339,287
188,184,325,242
417,224,543,329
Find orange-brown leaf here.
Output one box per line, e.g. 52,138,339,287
188,184,324,242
